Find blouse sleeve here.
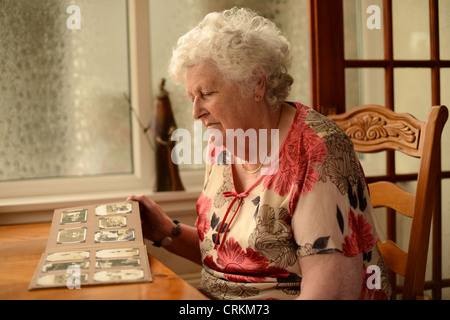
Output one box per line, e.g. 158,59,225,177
291,143,384,260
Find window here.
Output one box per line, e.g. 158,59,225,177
0,0,154,217
1,0,132,182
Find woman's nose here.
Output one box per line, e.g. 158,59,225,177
192,99,205,120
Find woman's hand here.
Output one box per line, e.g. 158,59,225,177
126,194,203,265
126,194,174,243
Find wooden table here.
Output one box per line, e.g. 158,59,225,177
0,222,207,300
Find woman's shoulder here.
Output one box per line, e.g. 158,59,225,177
288,101,349,141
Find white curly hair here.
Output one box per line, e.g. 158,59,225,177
168,7,294,110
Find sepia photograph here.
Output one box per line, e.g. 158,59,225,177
96,248,139,259
46,251,90,262
98,215,127,229
95,258,140,269
36,272,88,287
41,261,89,273
94,229,135,243
93,269,144,282
57,227,87,244
60,209,88,225
95,202,132,216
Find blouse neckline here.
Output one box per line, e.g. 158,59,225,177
228,102,301,197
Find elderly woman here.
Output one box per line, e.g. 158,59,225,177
128,7,391,300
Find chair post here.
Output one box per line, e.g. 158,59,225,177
402,105,448,300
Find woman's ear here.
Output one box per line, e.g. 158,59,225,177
254,75,266,102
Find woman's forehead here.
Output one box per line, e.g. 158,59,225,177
186,61,225,90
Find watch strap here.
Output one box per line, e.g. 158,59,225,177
152,219,181,247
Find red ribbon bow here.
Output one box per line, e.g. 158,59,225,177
213,190,249,250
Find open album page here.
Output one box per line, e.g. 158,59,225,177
29,201,152,290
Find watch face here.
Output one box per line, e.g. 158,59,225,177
172,224,181,237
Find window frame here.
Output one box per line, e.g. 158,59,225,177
0,0,203,224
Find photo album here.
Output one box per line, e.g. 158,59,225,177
29,201,152,290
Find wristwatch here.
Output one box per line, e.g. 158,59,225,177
152,219,181,247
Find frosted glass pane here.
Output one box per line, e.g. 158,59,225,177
394,68,431,174
440,0,450,60
343,0,384,60
393,0,430,60
149,0,310,171
0,0,132,181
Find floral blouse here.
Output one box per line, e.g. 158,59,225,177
195,102,392,300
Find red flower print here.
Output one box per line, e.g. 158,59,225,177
263,105,327,197
342,209,376,256
203,237,290,283
289,187,299,216
196,192,211,241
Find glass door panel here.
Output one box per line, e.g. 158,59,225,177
394,68,431,174
441,68,450,171
345,68,385,108
343,0,384,60
392,0,430,60
439,0,450,60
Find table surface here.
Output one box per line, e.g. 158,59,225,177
0,222,207,300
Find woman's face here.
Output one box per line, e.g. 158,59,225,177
185,60,257,139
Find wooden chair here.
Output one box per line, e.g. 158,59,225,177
328,104,448,300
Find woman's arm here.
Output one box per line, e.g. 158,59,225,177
297,252,363,300
127,194,202,265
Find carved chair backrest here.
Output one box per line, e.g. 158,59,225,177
328,104,448,299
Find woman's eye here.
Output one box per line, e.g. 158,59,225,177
202,91,215,97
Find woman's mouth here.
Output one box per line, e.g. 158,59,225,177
205,122,220,129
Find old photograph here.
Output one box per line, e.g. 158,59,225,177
95,202,132,216
93,269,144,282
57,227,87,244
96,248,139,259
95,258,140,269
60,209,87,225
36,272,88,287
98,215,127,229
94,229,135,243
41,261,89,273
46,250,90,262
